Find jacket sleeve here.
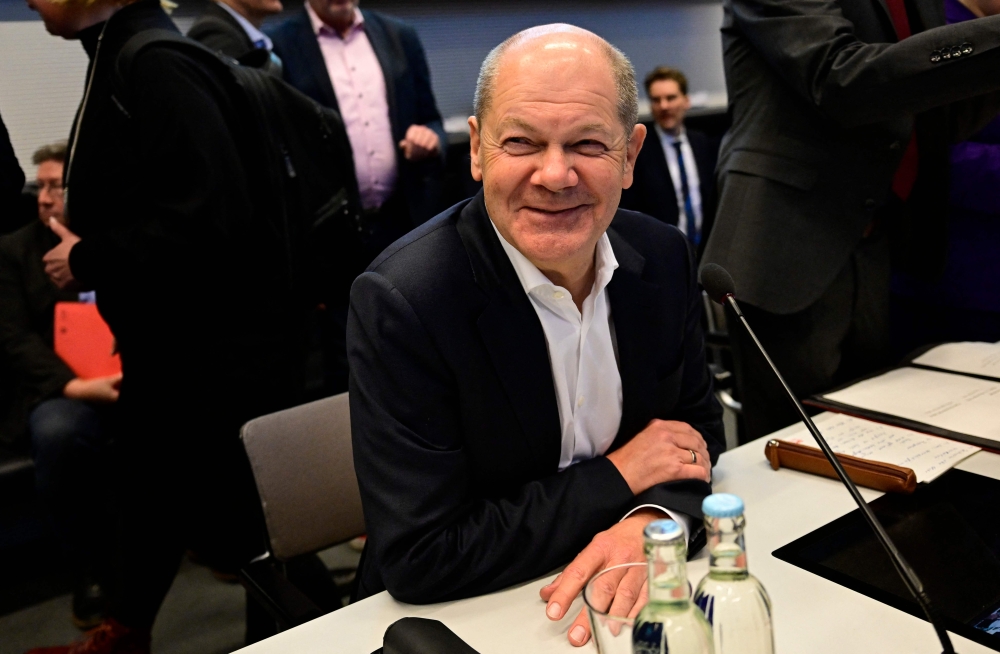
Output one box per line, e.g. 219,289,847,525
1,114,25,224
729,0,1000,128
69,50,251,291
347,271,636,604
0,241,75,404
399,24,446,164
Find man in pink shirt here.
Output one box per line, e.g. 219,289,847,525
268,0,446,393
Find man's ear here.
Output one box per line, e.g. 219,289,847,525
622,123,647,190
468,116,484,182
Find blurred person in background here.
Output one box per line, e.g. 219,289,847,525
187,0,282,62
620,66,719,258
0,142,115,631
890,0,1000,352
268,0,446,394
23,0,310,651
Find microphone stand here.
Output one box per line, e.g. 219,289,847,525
722,294,956,654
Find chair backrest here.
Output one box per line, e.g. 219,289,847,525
240,392,364,561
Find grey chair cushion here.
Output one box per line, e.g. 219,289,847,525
241,392,365,561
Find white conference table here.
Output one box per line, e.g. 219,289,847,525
238,437,1000,654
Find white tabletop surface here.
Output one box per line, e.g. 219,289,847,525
237,438,1000,654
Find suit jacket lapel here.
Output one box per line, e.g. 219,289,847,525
360,11,400,141
645,125,679,209
605,226,662,451
293,7,340,112
455,193,562,470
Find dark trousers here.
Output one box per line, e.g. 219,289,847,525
105,344,307,631
730,231,891,442
29,398,113,578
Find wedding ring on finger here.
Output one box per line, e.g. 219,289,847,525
689,449,697,464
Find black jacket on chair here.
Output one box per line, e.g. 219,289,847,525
702,0,1000,315
267,8,446,226
186,1,255,60
348,191,725,604
620,122,719,258
0,221,78,445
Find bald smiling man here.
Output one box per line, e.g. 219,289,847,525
347,25,724,646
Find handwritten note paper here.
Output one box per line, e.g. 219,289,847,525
912,342,1000,381
769,412,980,483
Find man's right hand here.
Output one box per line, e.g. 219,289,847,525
64,374,122,403
606,419,711,494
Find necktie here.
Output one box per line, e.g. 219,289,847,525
673,140,699,246
886,0,919,201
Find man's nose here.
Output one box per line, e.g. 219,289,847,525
532,146,578,192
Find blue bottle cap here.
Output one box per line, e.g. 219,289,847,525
702,493,745,518
644,519,684,542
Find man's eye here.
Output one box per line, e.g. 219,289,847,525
503,139,537,155
573,141,608,156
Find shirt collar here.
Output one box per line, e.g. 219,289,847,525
305,1,364,38
654,122,687,147
490,219,619,298
215,1,272,50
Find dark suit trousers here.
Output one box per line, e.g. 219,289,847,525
729,229,891,441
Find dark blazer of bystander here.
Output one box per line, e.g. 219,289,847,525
186,1,256,60
267,8,446,226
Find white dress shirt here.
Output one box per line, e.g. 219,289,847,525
215,2,273,51
656,124,703,237
492,221,692,539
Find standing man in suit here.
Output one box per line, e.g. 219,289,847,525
187,0,282,61
620,67,719,257
702,0,1000,440
268,0,447,394
348,24,724,648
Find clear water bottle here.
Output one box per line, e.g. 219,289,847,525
632,519,714,654
693,494,775,654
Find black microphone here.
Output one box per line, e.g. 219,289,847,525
699,263,956,654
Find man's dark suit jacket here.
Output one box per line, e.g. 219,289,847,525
0,221,78,445
186,2,255,60
620,122,719,258
348,191,725,604
702,0,1000,315
267,8,446,225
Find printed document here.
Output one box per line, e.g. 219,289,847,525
822,368,1000,443
912,341,1000,380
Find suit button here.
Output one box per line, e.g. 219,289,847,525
865,198,876,208
951,45,963,58
930,49,942,63
962,42,974,55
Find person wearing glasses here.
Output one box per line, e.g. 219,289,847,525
0,142,116,631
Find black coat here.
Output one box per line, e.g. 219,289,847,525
0,221,78,445
0,113,30,236
267,8,446,225
186,1,255,60
702,0,1000,314
348,191,725,603
65,0,304,417
620,123,719,258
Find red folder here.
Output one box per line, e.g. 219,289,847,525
53,302,122,379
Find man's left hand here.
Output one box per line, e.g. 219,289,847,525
540,508,663,647
399,124,441,161
43,218,81,289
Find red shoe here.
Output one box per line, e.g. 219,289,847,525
25,618,151,654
